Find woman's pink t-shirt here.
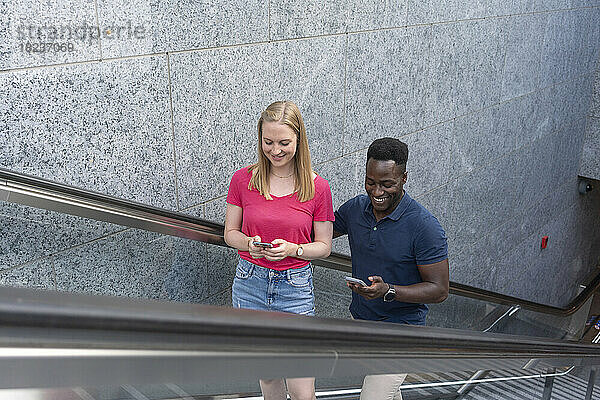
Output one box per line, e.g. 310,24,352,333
226,167,335,271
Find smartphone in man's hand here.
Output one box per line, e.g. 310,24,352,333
345,276,368,287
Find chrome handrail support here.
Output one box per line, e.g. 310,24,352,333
0,179,9,202
455,370,490,398
456,305,522,399
483,305,521,333
541,368,557,400
585,368,597,400
400,367,574,390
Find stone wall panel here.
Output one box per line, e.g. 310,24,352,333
0,0,100,70
0,56,178,209
97,0,268,58
170,36,346,208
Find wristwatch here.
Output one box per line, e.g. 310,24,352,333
296,244,304,257
383,283,396,302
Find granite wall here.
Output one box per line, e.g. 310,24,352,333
2,1,600,328
580,70,600,179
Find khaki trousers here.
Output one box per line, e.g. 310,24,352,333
350,317,406,399
359,373,406,400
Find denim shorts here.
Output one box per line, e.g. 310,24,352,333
232,258,315,316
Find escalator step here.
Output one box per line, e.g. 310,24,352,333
461,373,600,400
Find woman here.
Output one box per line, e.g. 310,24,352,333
224,101,334,400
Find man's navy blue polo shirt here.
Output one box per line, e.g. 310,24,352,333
334,192,448,325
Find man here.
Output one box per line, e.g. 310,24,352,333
333,137,449,400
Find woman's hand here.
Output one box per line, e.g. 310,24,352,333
263,239,298,261
247,235,265,259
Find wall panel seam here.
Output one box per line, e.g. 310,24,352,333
179,200,220,215
338,70,596,156
2,8,599,74
93,0,103,60
50,258,58,291
498,13,510,117
0,228,131,275
408,116,589,202
202,285,232,302
166,53,181,211
341,33,348,156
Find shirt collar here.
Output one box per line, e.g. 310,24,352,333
363,191,412,221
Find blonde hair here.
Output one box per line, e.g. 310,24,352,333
248,101,314,202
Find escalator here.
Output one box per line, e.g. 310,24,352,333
2,168,600,400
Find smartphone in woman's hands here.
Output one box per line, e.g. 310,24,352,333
253,242,274,248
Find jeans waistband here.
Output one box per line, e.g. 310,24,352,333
239,258,312,279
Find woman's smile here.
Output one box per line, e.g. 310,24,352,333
261,121,298,169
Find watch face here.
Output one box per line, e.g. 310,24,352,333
384,288,395,302
297,246,304,256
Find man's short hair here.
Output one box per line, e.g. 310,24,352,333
367,137,409,167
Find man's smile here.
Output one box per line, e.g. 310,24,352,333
372,196,389,204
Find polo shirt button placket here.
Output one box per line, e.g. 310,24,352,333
369,224,377,247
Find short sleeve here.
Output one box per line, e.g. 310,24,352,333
313,178,335,222
333,199,352,234
414,215,448,265
226,170,243,207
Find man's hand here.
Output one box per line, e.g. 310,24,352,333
347,275,389,300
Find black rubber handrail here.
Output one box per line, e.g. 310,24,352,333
0,285,598,355
1,167,598,317
2,285,600,391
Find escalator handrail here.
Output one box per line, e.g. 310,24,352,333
1,284,600,356
1,167,597,317
3,284,600,389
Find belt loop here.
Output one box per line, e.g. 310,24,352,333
286,268,291,281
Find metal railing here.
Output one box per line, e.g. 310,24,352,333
2,167,600,399
2,167,598,317
1,285,600,391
